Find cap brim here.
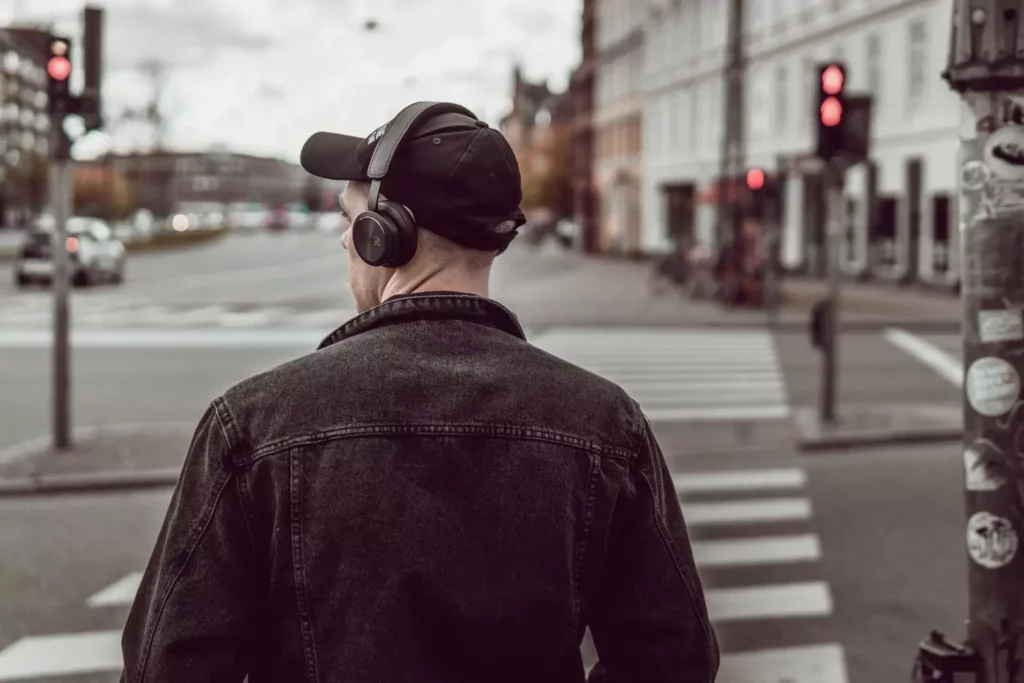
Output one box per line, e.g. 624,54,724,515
300,132,367,180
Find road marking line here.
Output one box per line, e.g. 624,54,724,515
674,468,807,493
285,309,356,328
646,405,790,421
216,308,290,328
0,328,327,348
883,328,962,387
718,643,848,683
86,571,143,607
706,581,833,621
685,497,812,525
0,630,122,679
693,534,821,567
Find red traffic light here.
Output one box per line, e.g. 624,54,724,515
820,97,843,126
822,65,844,95
746,168,765,190
47,56,71,81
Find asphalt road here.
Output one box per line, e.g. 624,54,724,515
0,230,973,682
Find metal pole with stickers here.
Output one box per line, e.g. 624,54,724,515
914,2,1024,681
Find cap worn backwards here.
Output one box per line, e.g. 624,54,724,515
300,103,527,251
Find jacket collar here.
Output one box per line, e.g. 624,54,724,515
317,291,527,350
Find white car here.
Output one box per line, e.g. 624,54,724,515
14,217,127,288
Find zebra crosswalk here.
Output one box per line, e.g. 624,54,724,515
532,326,790,421
0,467,845,682
676,466,847,682
0,296,358,330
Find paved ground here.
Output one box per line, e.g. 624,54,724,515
0,230,973,682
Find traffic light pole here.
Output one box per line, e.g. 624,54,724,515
818,162,844,423
50,125,72,450
913,2,1024,680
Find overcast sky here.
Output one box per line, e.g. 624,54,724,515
2,0,580,162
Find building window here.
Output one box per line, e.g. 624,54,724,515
865,33,880,97
774,64,788,131
908,19,927,108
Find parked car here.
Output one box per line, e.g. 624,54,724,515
14,217,127,288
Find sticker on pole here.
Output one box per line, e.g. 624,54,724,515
979,309,1024,343
967,512,1018,568
966,357,1020,416
964,445,1007,491
961,160,991,191
984,125,1024,180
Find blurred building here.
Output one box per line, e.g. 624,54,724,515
639,0,959,287
102,151,308,218
593,0,644,256
0,27,52,227
500,67,574,221
569,0,598,253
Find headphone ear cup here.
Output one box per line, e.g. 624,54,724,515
352,212,393,267
377,200,418,266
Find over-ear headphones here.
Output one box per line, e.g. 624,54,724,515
352,102,476,268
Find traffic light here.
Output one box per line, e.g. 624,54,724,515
746,168,770,220
816,62,846,161
746,168,765,192
47,36,72,115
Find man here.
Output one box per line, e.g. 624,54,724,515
121,102,718,682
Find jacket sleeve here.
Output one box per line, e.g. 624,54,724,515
586,413,720,683
120,400,256,683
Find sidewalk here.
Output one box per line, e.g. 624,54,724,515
0,424,188,495
500,243,960,329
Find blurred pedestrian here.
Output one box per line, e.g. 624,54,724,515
120,101,718,683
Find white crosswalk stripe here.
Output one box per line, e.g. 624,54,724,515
0,466,847,682
673,465,849,683
0,296,359,333
531,327,790,421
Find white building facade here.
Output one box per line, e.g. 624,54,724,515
593,0,646,255
642,0,960,288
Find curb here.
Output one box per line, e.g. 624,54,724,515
791,403,963,452
797,427,962,452
0,467,180,496
0,422,192,496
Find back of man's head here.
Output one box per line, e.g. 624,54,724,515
301,103,526,257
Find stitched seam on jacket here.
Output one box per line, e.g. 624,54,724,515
243,424,635,464
290,450,321,683
135,471,233,682
637,468,716,680
571,451,601,636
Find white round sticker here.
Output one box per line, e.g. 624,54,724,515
961,160,991,191
984,125,1024,180
966,357,1020,417
967,511,1018,569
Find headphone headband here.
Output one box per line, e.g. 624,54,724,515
366,102,477,180
365,102,475,213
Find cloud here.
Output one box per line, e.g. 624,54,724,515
10,0,582,161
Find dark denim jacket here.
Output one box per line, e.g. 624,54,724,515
121,291,719,683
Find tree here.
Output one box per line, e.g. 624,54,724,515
72,164,136,220
8,152,51,213
303,176,324,212
519,123,574,220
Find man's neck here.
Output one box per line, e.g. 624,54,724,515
381,265,489,302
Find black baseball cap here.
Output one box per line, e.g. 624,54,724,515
300,105,526,251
